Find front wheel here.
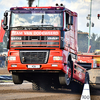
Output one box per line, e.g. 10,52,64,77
12,73,23,84
65,61,72,85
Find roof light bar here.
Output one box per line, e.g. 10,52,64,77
10,6,65,11
56,3,59,6
60,4,63,6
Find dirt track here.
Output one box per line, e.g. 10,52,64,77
0,68,10,75
0,82,100,100
0,68,100,100
0,83,81,100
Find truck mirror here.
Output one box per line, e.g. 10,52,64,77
68,16,73,25
3,25,8,30
2,16,8,30
3,16,8,25
4,12,8,17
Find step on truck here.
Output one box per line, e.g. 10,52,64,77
2,4,86,90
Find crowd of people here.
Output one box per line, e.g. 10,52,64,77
0,54,7,68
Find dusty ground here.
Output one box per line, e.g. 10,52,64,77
0,82,100,100
0,68,100,100
0,67,10,75
0,83,81,100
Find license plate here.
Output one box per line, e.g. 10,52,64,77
28,65,40,68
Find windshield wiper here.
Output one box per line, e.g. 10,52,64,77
41,15,44,23
10,25,62,30
39,25,54,27
10,25,38,28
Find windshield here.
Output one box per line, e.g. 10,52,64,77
10,10,63,27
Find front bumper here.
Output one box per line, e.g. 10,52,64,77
8,49,66,73
8,63,64,71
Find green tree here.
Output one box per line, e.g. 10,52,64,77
90,33,97,52
78,32,100,53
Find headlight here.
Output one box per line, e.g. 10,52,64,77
53,56,63,61
11,36,22,41
8,56,16,61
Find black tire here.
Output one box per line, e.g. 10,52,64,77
32,76,52,91
12,73,23,84
65,61,72,85
39,81,51,91
85,72,89,84
39,76,52,91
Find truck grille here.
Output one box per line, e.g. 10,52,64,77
11,36,59,48
20,50,49,64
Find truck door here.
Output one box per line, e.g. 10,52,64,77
73,62,86,83
64,12,75,53
64,12,70,51
69,16,75,53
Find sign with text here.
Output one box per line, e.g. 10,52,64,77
11,30,60,36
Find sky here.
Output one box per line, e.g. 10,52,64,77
0,0,100,36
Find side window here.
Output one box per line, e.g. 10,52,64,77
66,13,70,29
66,13,73,30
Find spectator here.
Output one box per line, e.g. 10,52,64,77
4,54,7,67
0,54,2,67
2,54,6,68
6,55,8,67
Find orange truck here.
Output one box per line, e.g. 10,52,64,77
2,4,86,90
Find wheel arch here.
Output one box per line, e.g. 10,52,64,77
67,53,73,63
67,53,73,79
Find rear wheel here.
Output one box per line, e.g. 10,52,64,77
39,78,51,91
12,73,23,84
32,75,52,91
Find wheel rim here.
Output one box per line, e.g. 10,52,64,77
65,74,71,85
68,68,71,78
65,62,72,85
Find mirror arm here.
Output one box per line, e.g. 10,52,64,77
64,28,70,31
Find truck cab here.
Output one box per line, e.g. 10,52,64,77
3,5,78,90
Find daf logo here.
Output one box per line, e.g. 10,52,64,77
47,36,59,40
